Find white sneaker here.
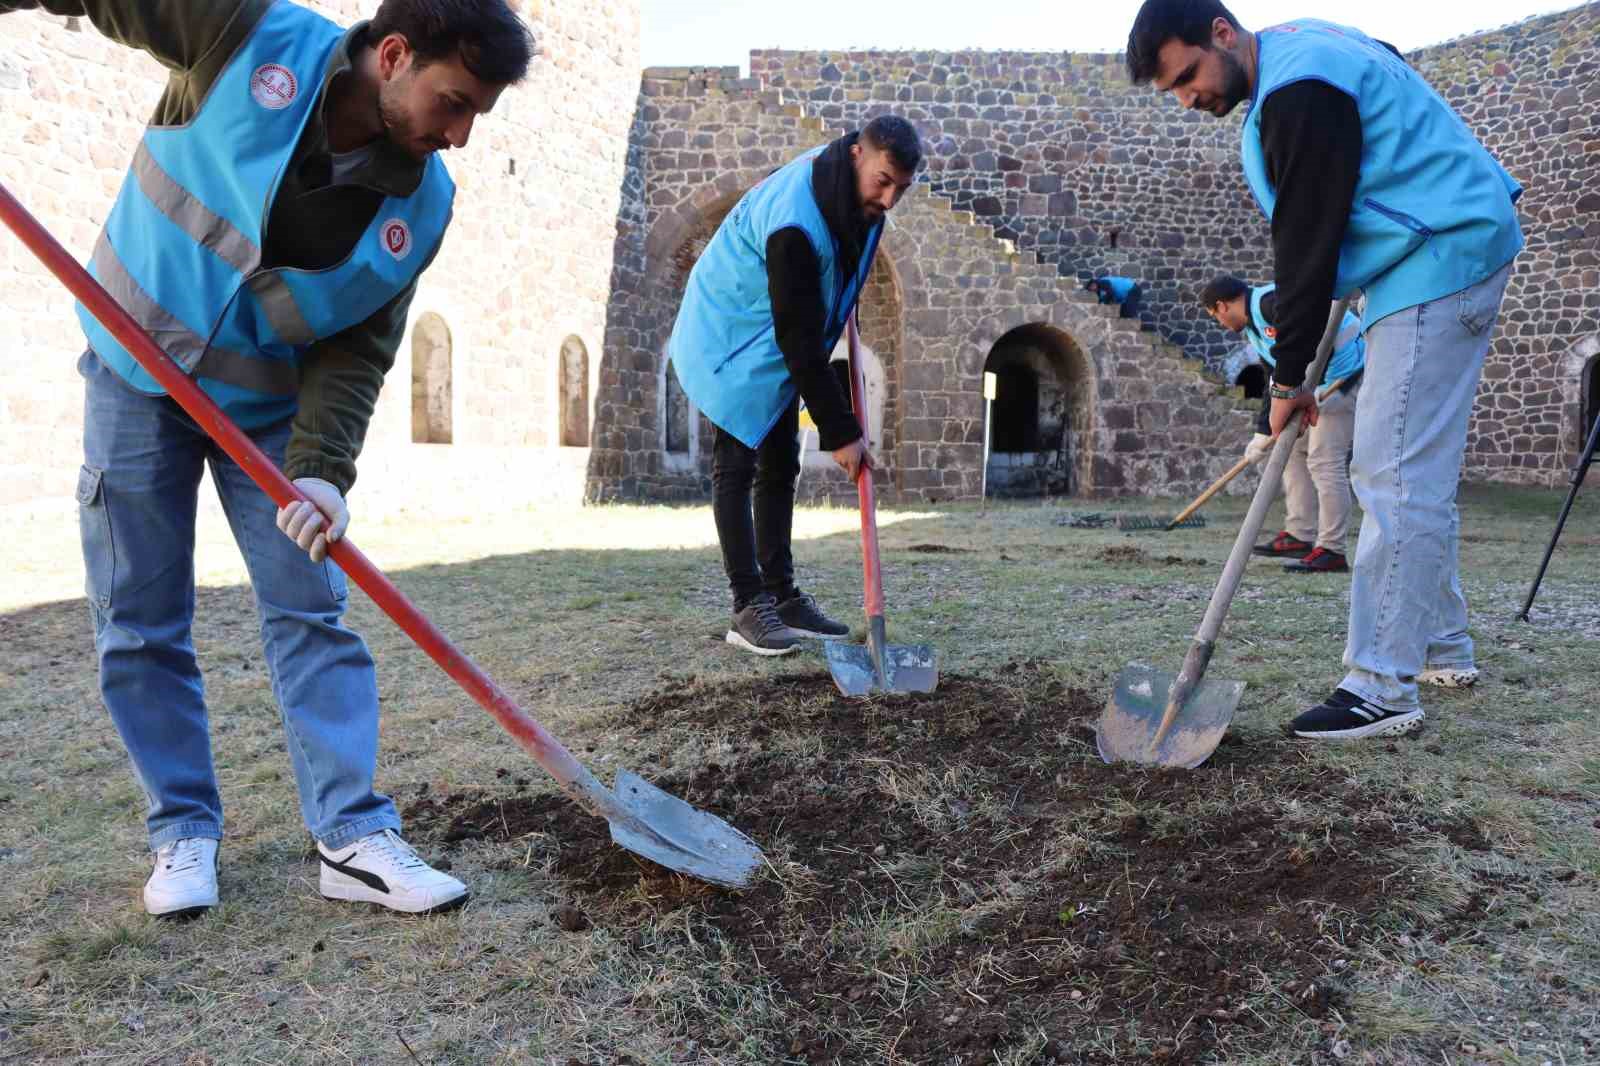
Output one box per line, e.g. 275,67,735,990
318,829,468,914
1419,665,1479,688
144,838,219,918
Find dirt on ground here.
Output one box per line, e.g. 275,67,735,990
403,665,1477,1065
1096,546,1210,568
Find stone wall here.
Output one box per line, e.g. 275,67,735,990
0,0,639,506
749,2,1600,486
1410,4,1600,484
589,68,1260,505
747,47,1268,371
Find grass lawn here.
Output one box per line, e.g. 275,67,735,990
1,482,1597,1065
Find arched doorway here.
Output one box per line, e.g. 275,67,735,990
559,335,590,447
1584,352,1600,442
982,323,1093,497
410,312,452,444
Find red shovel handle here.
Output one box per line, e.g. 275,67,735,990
0,181,594,793
845,313,885,620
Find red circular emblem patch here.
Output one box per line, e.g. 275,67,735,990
381,218,413,261
250,63,298,110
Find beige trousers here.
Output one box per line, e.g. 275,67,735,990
1283,382,1359,552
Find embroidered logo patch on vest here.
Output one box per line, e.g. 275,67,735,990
250,64,298,110
380,219,413,261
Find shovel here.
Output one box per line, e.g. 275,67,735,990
823,313,938,696
0,181,762,889
1096,299,1352,768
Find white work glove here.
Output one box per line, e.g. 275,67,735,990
275,477,349,563
1243,433,1274,466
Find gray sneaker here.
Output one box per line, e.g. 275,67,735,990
776,592,851,638
726,594,804,656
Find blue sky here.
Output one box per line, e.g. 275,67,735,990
642,0,1583,70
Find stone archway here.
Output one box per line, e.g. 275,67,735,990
410,311,452,445
1561,334,1600,466
981,323,1094,497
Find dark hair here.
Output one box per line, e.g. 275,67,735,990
1199,274,1250,308
861,115,924,173
1125,0,1242,84
370,0,536,86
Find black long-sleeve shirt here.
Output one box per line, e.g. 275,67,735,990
1258,81,1363,388
764,133,876,452
767,230,861,450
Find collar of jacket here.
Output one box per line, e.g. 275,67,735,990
310,21,427,199
810,131,879,287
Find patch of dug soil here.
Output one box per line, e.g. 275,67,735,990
1096,545,1209,567
404,666,1452,1065
902,543,975,554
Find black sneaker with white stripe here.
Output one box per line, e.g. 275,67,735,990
1289,688,1424,741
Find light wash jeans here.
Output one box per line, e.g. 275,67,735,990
77,350,399,851
1341,262,1513,711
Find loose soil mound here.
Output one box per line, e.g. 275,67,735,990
404,665,1450,1065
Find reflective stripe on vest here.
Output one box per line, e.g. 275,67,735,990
78,0,454,426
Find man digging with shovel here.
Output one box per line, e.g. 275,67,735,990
1,0,532,915
1128,0,1521,741
668,116,922,656
1201,276,1365,574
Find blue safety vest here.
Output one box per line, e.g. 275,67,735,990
79,0,455,428
1244,285,1365,385
1097,276,1137,303
1240,19,1522,329
667,146,881,448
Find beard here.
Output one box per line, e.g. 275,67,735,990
1213,48,1251,116
378,80,441,159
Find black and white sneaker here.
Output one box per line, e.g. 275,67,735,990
775,591,850,638
319,829,469,914
725,593,804,656
1289,688,1424,741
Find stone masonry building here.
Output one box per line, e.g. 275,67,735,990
2,2,1596,509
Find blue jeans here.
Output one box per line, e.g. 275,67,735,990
1341,262,1513,710
77,350,399,851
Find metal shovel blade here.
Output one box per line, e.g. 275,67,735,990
607,769,764,888
1095,662,1244,769
823,636,938,697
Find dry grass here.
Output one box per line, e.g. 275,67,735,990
2,481,1598,1064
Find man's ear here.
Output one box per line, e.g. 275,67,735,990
1212,16,1237,50
376,33,412,82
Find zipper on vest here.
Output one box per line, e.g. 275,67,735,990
1363,198,1434,238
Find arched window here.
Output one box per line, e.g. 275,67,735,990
410,312,452,444
558,335,589,447
664,362,691,454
